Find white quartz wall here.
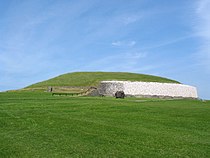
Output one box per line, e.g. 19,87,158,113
99,81,198,98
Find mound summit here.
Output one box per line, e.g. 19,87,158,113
27,72,180,88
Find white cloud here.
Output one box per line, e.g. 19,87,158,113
122,15,141,25
112,41,122,46
112,40,136,47
195,0,210,72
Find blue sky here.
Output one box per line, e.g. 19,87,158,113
0,0,210,99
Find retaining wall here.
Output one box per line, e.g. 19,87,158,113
98,81,198,98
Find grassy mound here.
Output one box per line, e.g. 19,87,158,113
27,72,180,88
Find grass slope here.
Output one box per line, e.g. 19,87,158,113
0,92,209,157
27,72,180,88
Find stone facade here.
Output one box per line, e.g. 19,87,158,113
98,81,198,99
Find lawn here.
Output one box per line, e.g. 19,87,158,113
0,92,209,157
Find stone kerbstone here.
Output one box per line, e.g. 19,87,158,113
98,81,198,98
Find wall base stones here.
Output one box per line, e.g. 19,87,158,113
98,81,198,99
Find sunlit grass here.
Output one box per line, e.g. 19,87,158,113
0,92,209,157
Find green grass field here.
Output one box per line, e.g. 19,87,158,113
27,72,180,89
0,92,209,157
